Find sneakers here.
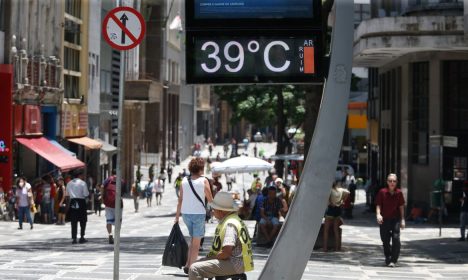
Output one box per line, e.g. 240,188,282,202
109,235,114,244
72,239,78,244
458,237,466,241
79,238,88,244
30,224,33,230
388,262,396,268
17,226,22,230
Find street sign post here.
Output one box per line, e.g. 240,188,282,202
102,6,146,51
103,5,145,280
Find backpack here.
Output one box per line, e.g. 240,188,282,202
145,183,153,197
103,177,117,208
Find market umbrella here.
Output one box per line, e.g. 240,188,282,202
211,155,273,174
211,156,273,193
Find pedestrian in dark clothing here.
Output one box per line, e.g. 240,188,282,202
375,173,405,267
66,169,89,244
167,164,173,184
458,181,468,241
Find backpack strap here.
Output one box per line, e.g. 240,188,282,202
187,176,206,208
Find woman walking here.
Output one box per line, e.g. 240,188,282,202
56,177,67,225
15,177,34,230
175,157,214,274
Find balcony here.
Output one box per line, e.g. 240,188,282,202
124,80,163,103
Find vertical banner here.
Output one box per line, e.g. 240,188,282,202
0,65,13,193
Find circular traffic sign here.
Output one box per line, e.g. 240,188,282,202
102,6,146,51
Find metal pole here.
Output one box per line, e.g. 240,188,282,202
114,1,126,275
439,145,443,237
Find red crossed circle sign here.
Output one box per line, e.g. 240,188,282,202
102,6,146,51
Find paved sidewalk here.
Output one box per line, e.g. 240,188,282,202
0,143,467,279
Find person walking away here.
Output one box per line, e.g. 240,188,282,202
153,176,164,206
323,181,349,252
131,181,140,213
159,168,167,191
56,177,67,225
174,173,183,198
102,170,124,244
458,181,468,241
189,191,253,280
145,181,153,207
15,177,33,230
376,173,405,267
66,169,89,244
175,157,214,274
226,174,233,191
93,184,102,216
167,164,173,184
343,168,356,219
40,176,53,224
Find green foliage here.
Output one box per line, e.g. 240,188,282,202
213,85,309,128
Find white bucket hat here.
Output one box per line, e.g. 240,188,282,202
209,191,239,212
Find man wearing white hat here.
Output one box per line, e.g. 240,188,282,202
189,192,254,280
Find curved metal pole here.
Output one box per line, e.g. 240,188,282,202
258,1,354,279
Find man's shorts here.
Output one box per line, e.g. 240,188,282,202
105,207,116,225
182,213,205,237
260,216,280,226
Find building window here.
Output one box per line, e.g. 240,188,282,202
64,47,80,72
64,19,80,45
443,61,468,131
0,0,5,31
64,75,80,99
65,0,81,18
410,62,429,165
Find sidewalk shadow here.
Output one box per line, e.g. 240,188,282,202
0,236,169,254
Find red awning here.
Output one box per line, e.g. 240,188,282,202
16,137,85,172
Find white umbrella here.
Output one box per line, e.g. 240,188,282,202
211,156,273,174
211,156,273,196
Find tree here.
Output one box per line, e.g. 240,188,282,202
214,85,309,178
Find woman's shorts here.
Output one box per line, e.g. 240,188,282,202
325,206,342,218
182,213,206,237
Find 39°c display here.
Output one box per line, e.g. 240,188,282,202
186,34,323,84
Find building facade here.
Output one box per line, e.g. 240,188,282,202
355,0,468,211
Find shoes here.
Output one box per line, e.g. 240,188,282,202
109,235,114,244
458,237,466,241
30,224,33,230
72,239,78,244
17,226,22,230
79,238,88,244
183,267,189,274
388,262,395,268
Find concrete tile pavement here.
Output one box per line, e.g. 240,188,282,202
0,142,468,279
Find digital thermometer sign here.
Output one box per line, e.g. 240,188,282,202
186,32,323,84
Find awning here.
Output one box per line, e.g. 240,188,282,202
49,139,77,158
16,137,85,172
67,136,103,149
96,139,117,153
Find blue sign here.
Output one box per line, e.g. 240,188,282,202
194,0,314,19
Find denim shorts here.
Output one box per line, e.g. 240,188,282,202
260,216,280,226
182,213,206,237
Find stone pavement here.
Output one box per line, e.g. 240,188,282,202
0,143,468,279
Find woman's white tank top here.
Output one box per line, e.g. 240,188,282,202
181,176,206,214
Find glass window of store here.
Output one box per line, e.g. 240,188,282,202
410,62,429,165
